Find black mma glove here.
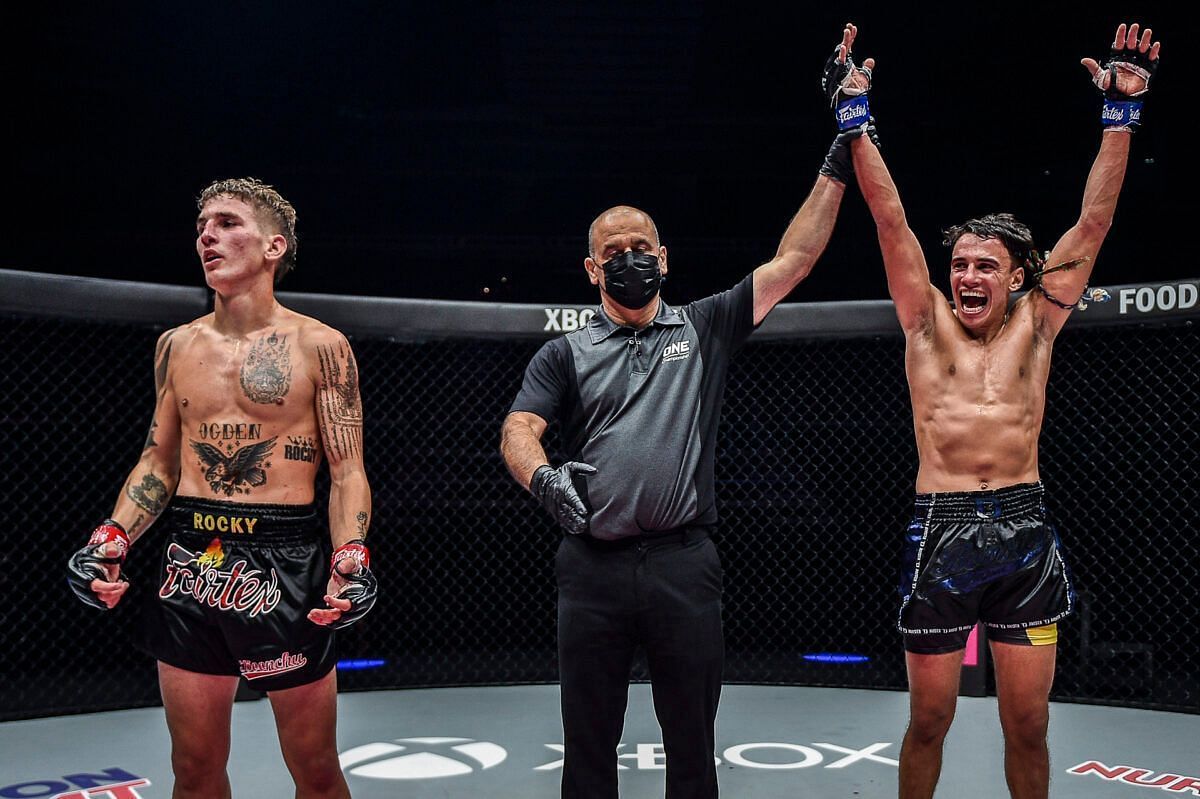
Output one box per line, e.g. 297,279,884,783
822,44,872,131
819,121,882,185
530,461,596,536
1094,28,1159,130
327,539,378,630
67,519,130,610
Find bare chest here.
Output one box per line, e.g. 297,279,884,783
909,331,1048,409
172,333,315,425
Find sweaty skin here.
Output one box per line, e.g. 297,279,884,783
905,246,1049,493
93,196,370,626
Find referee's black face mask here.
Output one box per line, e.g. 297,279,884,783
601,251,664,310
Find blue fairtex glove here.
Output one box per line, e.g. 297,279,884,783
819,23,879,184
1087,22,1161,131
822,24,873,131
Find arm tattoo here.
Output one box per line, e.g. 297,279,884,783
143,331,175,450
127,473,169,515
143,419,159,450
154,333,174,396
317,343,363,461
240,331,293,404
356,511,369,538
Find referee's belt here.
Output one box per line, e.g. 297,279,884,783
577,526,713,552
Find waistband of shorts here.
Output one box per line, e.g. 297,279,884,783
914,481,1044,522
166,496,319,544
577,526,713,552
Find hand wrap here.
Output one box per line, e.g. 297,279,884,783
67,520,130,610
822,46,873,131
328,538,378,629
1094,41,1157,129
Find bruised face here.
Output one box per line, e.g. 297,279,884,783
949,234,1024,330
195,196,286,290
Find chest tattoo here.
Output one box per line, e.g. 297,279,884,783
240,332,293,404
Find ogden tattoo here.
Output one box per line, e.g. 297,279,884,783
128,473,169,514
190,437,277,497
317,342,363,462
240,332,293,404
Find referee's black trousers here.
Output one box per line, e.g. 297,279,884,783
556,531,724,799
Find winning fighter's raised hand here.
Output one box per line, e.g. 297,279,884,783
1082,22,1161,130
823,23,875,121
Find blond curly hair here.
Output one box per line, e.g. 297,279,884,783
198,178,298,284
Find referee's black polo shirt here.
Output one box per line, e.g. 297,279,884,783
510,274,756,541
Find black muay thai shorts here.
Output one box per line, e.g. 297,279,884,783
139,496,337,691
897,481,1075,654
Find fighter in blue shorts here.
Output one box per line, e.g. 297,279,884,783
829,19,1161,799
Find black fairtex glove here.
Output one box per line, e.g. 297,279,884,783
530,462,596,536
822,44,872,131
327,539,378,630
1091,23,1160,130
67,519,130,610
819,121,882,185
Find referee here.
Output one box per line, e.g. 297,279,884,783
500,62,871,795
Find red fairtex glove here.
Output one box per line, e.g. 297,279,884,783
318,539,378,629
67,520,131,610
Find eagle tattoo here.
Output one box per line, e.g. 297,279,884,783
190,437,277,496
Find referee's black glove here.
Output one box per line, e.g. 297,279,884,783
530,462,596,536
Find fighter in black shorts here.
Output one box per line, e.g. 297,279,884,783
835,19,1161,798
67,178,377,798
898,482,1073,654
142,497,343,692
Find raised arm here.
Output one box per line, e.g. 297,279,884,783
825,22,938,334
752,176,846,324
851,135,937,333
754,23,905,326
68,328,183,610
1033,22,1161,338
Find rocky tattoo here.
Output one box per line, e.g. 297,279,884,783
316,342,363,462
240,331,293,404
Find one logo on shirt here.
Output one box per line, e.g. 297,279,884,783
662,340,692,363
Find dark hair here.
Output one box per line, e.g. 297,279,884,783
198,178,298,284
942,213,1040,277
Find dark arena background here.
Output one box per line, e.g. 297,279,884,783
2,270,1197,721
3,2,1197,796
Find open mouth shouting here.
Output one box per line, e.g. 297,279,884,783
959,288,988,316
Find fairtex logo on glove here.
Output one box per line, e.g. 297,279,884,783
836,96,870,130
1101,100,1141,127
